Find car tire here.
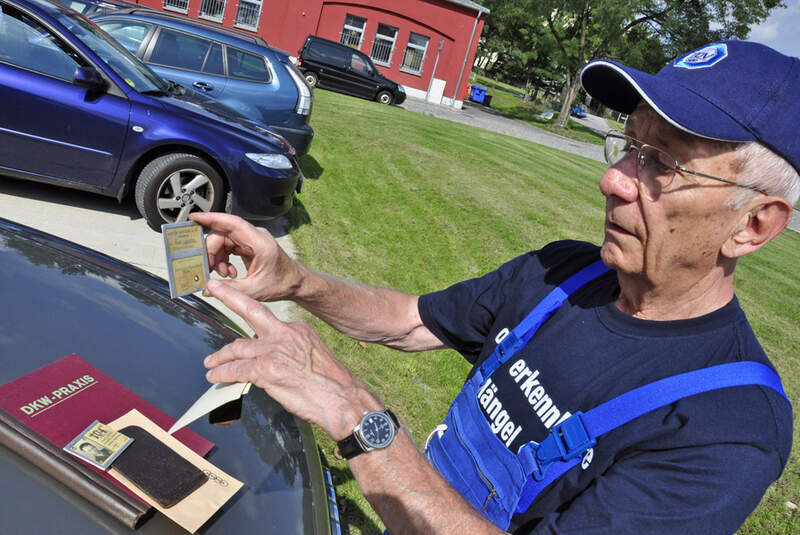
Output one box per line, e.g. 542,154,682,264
135,153,225,232
304,71,318,88
376,90,393,105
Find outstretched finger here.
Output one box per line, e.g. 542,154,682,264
203,338,243,369
206,279,281,334
206,357,259,385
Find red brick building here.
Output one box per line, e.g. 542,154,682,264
136,0,489,107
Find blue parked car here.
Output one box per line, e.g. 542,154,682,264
570,104,588,118
91,8,314,156
0,0,302,231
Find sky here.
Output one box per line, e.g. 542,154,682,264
747,0,800,57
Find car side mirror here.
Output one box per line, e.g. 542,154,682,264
73,66,108,92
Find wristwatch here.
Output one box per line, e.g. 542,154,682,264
335,409,399,459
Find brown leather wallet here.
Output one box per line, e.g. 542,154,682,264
113,425,208,508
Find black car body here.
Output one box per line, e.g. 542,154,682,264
298,35,406,105
0,217,339,534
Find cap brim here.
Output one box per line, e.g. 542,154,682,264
581,60,755,142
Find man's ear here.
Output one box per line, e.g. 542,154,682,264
722,197,793,258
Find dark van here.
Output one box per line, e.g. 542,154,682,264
298,35,406,105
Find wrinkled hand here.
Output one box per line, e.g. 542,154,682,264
202,279,378,440
189,212,301,302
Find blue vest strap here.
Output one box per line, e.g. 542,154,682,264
515,361,790,513
514,260,610,345
478,260,609,380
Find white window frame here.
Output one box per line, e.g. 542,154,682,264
198,0,226,22
400,32,429,76
162,0,188,14
340,13,366,49
369,23,397,67
233,0,262,31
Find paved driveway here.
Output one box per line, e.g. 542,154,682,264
400,98,606,162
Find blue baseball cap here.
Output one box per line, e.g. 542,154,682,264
581,40,800,173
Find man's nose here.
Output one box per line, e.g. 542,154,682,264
599,154,640,202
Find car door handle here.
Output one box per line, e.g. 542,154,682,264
193,82,214,91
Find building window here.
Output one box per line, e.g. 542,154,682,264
370,23,397,67
234,0,262,30
340,14,366,48
198,0,225,22
401,32,429,75
162,0,188,14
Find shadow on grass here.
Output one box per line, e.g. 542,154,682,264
502,105,552,123
326,462,385,535
299,154,324,180
557,121,605,144
286,195,311,231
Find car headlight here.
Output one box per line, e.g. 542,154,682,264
397,85,405,92
246,153,294,170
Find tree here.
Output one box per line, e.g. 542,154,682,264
535,0,784,126
477,0,560,101
479,0,784,126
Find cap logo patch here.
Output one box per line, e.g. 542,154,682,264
674,43,728,69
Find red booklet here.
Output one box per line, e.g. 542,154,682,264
0,354,213,502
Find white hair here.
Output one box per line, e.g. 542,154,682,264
727,141,800,208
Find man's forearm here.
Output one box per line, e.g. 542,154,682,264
290,264,442,352
348,432,505,535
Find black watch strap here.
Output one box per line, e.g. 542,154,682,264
335,433,363,460
335,409,399,460
384,408,399,428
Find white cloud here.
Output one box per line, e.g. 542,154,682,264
750,21,779,41
748,0,800,57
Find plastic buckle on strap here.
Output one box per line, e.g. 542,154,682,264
526,412,596,481
498,331,523,357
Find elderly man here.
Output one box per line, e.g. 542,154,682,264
190,40,797,534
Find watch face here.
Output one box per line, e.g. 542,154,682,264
360,412,395,449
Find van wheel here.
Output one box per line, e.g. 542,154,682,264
304,71,318,87
135,153,225,232
377,91,393,105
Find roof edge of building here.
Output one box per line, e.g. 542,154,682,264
444,0,489,16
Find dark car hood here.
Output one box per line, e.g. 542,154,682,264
0,219,327,534
151,87,292,152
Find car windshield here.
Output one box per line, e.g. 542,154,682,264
54,8,167,93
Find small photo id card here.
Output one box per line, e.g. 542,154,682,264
64,420,133,470
162,221,210,298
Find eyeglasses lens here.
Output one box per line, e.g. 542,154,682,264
637,147,676,192
604,134,627,166
604,133,678,199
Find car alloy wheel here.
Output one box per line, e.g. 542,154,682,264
304,71,318,87
377,90,393,105
135,153,225,232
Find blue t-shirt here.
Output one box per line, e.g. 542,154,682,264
418,240,792,534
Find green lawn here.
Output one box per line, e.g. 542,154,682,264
290,89,800,534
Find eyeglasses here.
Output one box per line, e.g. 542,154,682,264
603,130,764,200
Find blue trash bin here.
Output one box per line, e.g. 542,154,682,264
469,85,487,103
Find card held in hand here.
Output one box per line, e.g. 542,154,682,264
162,221,209,298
